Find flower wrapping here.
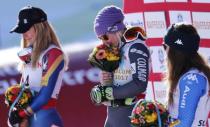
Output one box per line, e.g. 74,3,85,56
5,84,32,110
88,44,120,72
130,99,170,127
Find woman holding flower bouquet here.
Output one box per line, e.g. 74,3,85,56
9,6,67,127
163,23,210,126
90,5,151,127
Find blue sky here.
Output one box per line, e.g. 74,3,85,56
0,0,122,49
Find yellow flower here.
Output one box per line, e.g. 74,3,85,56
20,93,27,105
169,120,180,127
106,52,120,61
145,112,157,123
5,84,32,109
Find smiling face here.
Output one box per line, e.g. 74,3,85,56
22,26,36,46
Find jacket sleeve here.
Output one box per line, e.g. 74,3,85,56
175,73,206,127
30,48,64,112
113,42,150,99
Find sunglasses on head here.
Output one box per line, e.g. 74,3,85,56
123,27,147,42
98,34,109,41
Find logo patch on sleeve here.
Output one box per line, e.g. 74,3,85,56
42,54,49,72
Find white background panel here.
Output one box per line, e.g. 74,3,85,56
192,12,210,39
124,12,145,28
198,47,210,64
150,46,167,73
145,81,154,101
192,0,210,3
169,11,192,24
166,0,188,2
153,81,168,105
144,12,167,38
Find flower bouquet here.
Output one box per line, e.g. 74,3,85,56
5,84,32,127
5,84,32,110
88,44,121,106
130,99,170,127
88,43,120,72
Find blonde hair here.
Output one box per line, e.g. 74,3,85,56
21,21,68,68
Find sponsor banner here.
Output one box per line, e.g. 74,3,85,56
198,47,210,64
150,46,166,73
145,81,153,100
169,11,192,24
143,0,164,3
166,0,188,2
192,12,210,39
153,81,167,105
192,0,210,3
124,12,145,28
144,12,167,38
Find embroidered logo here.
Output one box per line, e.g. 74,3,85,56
131,62,136,74
174,39,183,45
107,26,118,32
23,19,28,24
180,85,190,108
42,54,49,72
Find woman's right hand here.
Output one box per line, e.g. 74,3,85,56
100,71,113,85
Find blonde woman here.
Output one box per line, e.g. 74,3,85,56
9,6,66,127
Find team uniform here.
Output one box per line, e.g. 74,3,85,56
21,44,64,127
105,38,150,127
168,69,210,127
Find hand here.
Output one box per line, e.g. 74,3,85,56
8,109,31,127
8,110,22,126
100,71,113,85
90,84,114,105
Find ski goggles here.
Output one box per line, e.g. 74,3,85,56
123,26,147,42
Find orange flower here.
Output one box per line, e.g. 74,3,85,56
88,43,120,72
131,118,140,124
130,100,170,126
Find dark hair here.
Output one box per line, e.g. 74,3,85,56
164,23,200,54
165,24,210,105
